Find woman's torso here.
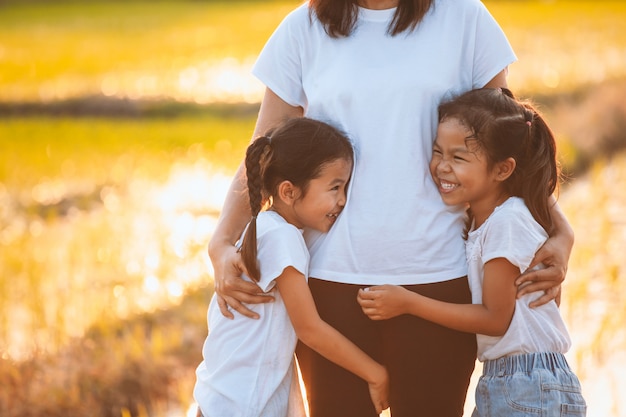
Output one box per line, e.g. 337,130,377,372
253,0,516,285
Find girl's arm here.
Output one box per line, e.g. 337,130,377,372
357,258,519,336
276,267,389,414
208,88,303,319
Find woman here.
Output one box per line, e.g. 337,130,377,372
208,1,574,416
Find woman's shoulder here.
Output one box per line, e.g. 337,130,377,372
432,0,496,20
267,2,325,41
436,0,488,11
277,2,314,28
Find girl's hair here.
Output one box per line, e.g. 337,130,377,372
309,0,434,38
438,87,560,234
240,117,354,281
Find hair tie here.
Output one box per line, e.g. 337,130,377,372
526,121,532,127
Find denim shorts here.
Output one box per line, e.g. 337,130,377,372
472,352,587,417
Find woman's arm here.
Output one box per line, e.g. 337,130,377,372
515,196,574,307
209,88,303,319
357,258,519,336
276,267,389,414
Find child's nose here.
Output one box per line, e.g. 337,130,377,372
437,159,452,173
338,193,346,207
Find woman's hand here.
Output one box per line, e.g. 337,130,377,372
208,88,301,319
516,233,570,308
357,285,413,320
211,243,273,320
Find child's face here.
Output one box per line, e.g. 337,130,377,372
429,117,501,211
289,157,352,233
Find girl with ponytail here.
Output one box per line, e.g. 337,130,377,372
194,117,388,417
358,88,586,417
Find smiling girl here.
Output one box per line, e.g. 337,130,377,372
194,117,388,417
358,88,586,417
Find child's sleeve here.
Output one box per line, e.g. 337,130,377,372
480,206,548,273
255,224,310,293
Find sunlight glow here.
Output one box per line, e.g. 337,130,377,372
101,186,121,212
144,275,161,294
101,75,119,97
166,281,184,299
113,285,125,298
96,57,265,104
542,67,560,89
31,179,67,205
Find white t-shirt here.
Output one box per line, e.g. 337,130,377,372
194,211,308,417
252,0,517,285
466,197,572,361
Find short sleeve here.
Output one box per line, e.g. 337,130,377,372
256,223,310,293
480,205,548,273
471,1,517,88
252,5,309,108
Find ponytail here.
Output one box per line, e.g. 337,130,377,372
517,107,560,233
240,135,272,282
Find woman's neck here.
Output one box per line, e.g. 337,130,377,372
358,0,399,10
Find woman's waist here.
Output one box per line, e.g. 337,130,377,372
308,264,468,286
309,234,467,285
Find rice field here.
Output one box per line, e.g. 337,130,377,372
1,1,625,416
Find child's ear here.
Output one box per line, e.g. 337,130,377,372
276,180,300,205
495,157,516,182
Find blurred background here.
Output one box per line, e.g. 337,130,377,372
0,1,625,416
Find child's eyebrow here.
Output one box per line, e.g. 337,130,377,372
329,178,347,185
452,146,472,153
436,143,472,154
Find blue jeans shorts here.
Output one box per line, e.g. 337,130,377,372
472,352,586,417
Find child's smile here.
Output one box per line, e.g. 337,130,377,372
430,117,511,227
279,157,352,233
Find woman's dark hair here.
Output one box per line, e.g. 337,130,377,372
240,117,354,281
438,88,560,235
310,0,434,37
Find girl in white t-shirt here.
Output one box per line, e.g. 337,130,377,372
194,117,389,417
358,88,586,416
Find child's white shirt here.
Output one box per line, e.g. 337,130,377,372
466,197,571,361
194,210,308,417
